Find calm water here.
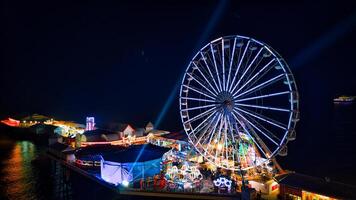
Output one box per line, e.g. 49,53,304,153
0,104,355,199
0,139,54,200
279,102,356,185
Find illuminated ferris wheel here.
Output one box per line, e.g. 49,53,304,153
179,35,299,171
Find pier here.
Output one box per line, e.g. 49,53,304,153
46,152,241,200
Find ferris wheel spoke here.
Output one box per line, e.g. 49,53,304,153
183,106,216,124
191,110,217,134
235,103,291,112
233,58,275,96
181,104,216,112
200,52,221,93
238,57,265,94
210,44,223,91
202,113,222,155
231,112,268,158
194,112,219,145
226,116,236,143
234,91,290,103
222,40,226,91
233,110,274,158
181,97,216,103
233,110,279,146
234,73,285,99
226,37,237,93
183,84,216,100
230,48,264,95
228,40,251,92
192,62,219,95
214,115,225,161
226,116,236,164
224,116,229,159
234,107,287,130
237,62,278,97
186,73,218,97
241,111,281,142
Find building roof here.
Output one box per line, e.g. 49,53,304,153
145,121,154,129
102,144,171,163
75,143,170,163
275,172,356,199
75,144,125,158
22,114,51,122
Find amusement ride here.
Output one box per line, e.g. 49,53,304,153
179,35,299,176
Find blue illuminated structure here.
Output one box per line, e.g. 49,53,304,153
100,144,170,186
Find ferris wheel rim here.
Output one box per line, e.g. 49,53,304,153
179,35,299,171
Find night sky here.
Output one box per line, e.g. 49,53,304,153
1,0,356,131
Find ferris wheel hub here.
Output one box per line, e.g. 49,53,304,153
216,91,235,113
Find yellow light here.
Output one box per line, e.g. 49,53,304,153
217,143,223,150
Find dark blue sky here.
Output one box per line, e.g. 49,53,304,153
1,0,356,131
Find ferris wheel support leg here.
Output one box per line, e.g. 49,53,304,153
271,158,285,174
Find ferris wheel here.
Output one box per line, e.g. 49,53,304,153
179,35,299,171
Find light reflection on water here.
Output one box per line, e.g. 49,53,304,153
0,139,43,200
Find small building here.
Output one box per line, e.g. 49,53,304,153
100,144,170,186
20,114,53,127
275,172,356,199
77,129,121,147
145,121,154,133
103,123,135,137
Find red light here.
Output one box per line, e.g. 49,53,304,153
1,118,20,127
272,184,279,191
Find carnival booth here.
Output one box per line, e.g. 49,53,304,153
100,144,170,186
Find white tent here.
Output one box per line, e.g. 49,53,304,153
100,159,133,186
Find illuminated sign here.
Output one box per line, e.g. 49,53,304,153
213,177,232,190
272,184,279,191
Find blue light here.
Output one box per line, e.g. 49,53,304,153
128,144,148,174
154,0,229,128
291,11,356,68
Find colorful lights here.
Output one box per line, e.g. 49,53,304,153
213,177,232,191
217,143,223,150
86,117,95,131
165,164,203,182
